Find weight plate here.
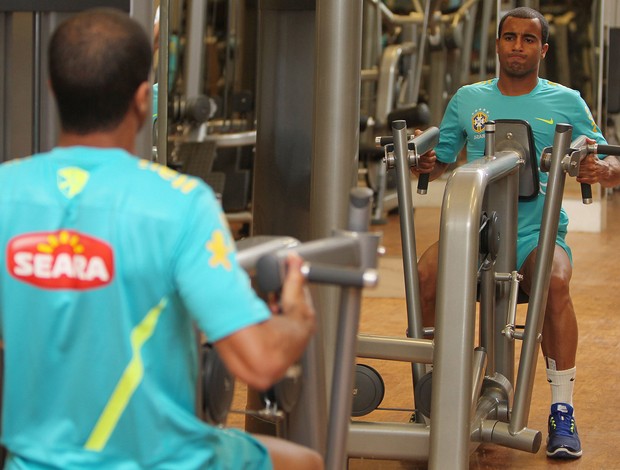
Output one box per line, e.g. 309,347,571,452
202,344,235,425
351,364,385,417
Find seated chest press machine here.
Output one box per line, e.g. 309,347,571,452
349,119,620,469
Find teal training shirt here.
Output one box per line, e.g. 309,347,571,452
0,147,272,469
435,78,607,267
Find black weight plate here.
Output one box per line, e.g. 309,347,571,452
202,344,236,425
351,364,385,417
272,362,303,414
413,370,432,419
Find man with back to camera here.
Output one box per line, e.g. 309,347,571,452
0,8,323,469
414,6,620,460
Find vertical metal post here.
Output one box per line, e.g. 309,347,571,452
392,120,426,390
254,0,362,455
129,0,154,160
32,11,42,154
311,0,362,241
185,0,207,99
0,12,11,162
254,0,322,453
509,124,572,434
156,0,169,165
325,188,377,470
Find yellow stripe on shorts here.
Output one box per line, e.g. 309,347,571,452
84,297,168,451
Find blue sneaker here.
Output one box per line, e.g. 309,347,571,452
546,403,582,459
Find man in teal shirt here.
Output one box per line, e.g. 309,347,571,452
0,9,322,470
415,7,620,460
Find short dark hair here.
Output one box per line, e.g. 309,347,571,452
498,7,549,44
49,8,152,134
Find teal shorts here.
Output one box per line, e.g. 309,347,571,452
517,228,572,270
211,428,272,470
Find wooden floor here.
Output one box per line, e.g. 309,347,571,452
229,190,620,469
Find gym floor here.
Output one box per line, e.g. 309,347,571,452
231,190,620,469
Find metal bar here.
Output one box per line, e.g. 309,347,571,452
429,152,521,470
0,12,11,162
32,11,41,154
236,236,299,271
478,0,494,80
391,120,426,394
471,347,488,420
0,0,130,12
510,124,573,434
184,0,206,99
325,287,363,470
203,130,256,147
348,421,430,460
156,0,169,165
311,0,363,240
356,334,433,363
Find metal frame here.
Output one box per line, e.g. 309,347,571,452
348,120,579,470
0,2,153,163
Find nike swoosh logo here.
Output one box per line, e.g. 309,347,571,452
535,117,554,125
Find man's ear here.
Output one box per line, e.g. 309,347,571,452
541,43,549,59
133,81,151,126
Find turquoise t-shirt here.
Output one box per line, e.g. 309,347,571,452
435,78,607,267
0,147,272,469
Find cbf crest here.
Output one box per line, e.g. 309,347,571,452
472,108,490,133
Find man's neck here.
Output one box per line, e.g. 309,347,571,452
496,74,539,96
57,128,136,154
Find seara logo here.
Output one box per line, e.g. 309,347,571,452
7,230,114,289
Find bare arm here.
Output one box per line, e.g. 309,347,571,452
409,128,449,182
577,144,620,189
214,253,316,391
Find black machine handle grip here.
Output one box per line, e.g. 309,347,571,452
581,183,593,204
411,126,439,196
417,173,430,195
595,144,620,155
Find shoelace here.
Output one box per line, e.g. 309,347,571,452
550,412,576,437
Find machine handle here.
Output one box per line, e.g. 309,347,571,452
417,173,430,195
580,183,593,205
576,143,620,204
255,253,377,293
410,126,440,156
595,144,620,155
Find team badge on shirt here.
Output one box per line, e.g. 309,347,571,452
472,108,490,133
205,229,234,271
7,230,114,289
57,167,90,198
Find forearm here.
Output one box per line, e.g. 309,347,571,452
216,315,313,391
600,156,620,188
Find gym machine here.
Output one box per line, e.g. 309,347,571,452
348,119,620,468
359,0,433,224
197,187,381,470
426,0,481,126
154,0,257,230
0,1,154,163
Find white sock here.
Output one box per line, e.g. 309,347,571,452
546,366,576,407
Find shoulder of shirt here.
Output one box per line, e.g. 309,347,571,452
456,79,497,97
0,154,39,177
132,158,213,200
461,79,496,89
538,78,580,96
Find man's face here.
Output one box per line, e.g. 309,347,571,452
496,16,548,79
